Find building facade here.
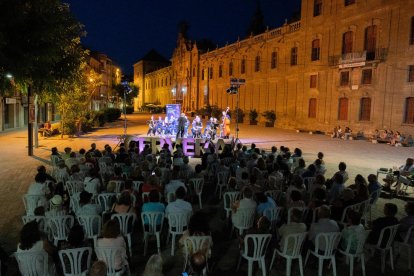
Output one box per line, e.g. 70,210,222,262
134,0,414,135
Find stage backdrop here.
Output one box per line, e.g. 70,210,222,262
166,104,181,121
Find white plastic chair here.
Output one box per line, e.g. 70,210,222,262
366,224,400,273
95,246,129,276
216,171,229,199
368,188,382,221
236,234,272,276
223,192,241,219
66,181,84,196
108,180,124,193
141,211,164,256
167,212,191,256
166,192,176,204
339,201,370,226
70,192,81,214
58,247,92,276
47,215,75,247
338,230,370,276
77,215,102,240
23,194,45,216
263,207,283,229
287,207,309,224
98,193,117,216
395,225,414,271
183,236,212,272
305,232,341,276
132,180,143,193
269,232,307,276
111,213,136,256
232,208,256,236
264,189,283,203
14,250,53,276
189,178,204,209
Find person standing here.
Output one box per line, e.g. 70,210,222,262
176,113,187,139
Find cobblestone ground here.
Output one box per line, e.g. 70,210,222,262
2,113,413,275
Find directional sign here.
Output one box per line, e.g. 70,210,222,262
230,78,246,85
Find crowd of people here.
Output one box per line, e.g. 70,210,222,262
11,140,414,275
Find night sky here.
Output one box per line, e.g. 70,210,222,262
65,0,301,75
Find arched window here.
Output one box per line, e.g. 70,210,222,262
308,98,317,118
405,97,414,124
338,97,349,120
342,31,353,54
254,55,261,72
314,0,322,16
311,39,320,61
219,64,223,78
229,62,233,76
364,25,377,60
271,52,277,69
241,58,246,74
291,47,298,66
360,97,371,121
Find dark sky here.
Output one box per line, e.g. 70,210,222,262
65,0,301,75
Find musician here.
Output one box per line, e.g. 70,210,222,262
156,116,164,136
204,117,217,140
147,115,156,136
169,115,177,136
192,116,203,138
176,113,187,139
164,116,171,135
184,115,190,138
221,110,231,139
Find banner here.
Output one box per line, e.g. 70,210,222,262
166,104,181,121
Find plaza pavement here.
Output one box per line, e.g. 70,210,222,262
1,113,414,275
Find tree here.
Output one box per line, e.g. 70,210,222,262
246,0,266,37
0,0,86,153
114,83,138,106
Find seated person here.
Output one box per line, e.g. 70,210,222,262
256,192,277,216
40,121,52,137
340,210,365,253
111,191,134,214
367,203,399,246
398,201,414,244
76,190,102,216
367,174,382,197
189,251,207,276
278,208,307,253
383,158,414,191
287,190,306,209
142,190,165,227
165,186,192,216
308,205,339,250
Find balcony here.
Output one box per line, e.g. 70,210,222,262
329,48,388,67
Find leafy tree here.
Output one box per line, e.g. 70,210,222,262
114,83,138,106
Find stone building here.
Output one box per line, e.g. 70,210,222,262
134,0,414,135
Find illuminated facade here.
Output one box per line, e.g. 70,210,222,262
134,0,414,134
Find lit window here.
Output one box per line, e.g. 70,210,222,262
311,39,320,61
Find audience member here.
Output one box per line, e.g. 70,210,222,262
367,203,399,246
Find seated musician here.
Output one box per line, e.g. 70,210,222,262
221,110,231,139
192,116,203,138
147,115,155,136
156,116,164,135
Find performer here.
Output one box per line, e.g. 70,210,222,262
164,116,171,135
176,113,187,139
220,107,230,139
204,117,216,140
184,115,190,138
147,115,156,136
156,116,164,136
169,115,177,136
192,116,203,138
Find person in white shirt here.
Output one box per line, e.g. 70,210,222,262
76,190,102,216
231,187,257,226
28,173,50,196
308,205,339,250
83,169,101,195
165,187,193,216
164,169,186,197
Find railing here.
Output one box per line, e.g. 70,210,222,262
328,48,388,67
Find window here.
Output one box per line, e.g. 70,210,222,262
201,68,204,80
229,62,233,76
411,17,414,45
364,25,377,60
361,69,372,85
314,0,322,16
338,97,349,120
344,0,355,6
308,98,317,118
209,67,213,79
340,71,350,86
241,58,246,74
291,47,298,66
310,75,317,88
405,97,414,124
311,39,320,61
360,98,371,121
219,65,223,78
271,52,277,69
342,31,353,54
409,65,414,82
254,56,261,72
192,67,196,77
